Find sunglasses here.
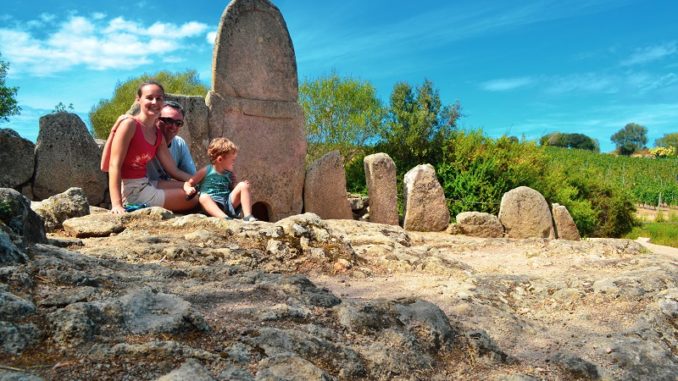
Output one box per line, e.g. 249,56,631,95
159,117,184,128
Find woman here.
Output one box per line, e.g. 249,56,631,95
107,81,197,214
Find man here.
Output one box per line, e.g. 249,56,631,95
146,100,196,188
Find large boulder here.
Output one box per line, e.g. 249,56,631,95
303,151,352,220
33,112,106,205
32,187,90,232
207,0,306,221
363,153,398,226
402,164,449,232
498,186,554,239
0,188,47,250
0,129,35,190
451,212,504,238
552,203,581,240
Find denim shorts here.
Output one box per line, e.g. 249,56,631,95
216,196,242,218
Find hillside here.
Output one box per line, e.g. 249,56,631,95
544,147,678,207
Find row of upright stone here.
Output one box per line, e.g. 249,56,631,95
334,152,580,240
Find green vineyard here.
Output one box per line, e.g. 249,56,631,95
544,147,678,207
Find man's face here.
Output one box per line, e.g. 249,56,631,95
157,106,184,143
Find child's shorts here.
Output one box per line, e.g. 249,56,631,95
216,196,242,218
122,178,165,207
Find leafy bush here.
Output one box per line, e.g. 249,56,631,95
438,132,544,216
650,146,676,158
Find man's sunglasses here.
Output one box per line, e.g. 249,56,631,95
159,117,184,128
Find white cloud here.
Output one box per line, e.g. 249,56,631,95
480,77,534,91
206,31,217,44
621,42,677,66
545,71,678,95
0,13,209,77
546,73,617,94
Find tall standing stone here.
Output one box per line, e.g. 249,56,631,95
552,203,581,240
498,186,555,239
364,153,398,225
402,164,450,232
304,151,353,220
0,129,35,190
207,0,306,221
33,113,106,205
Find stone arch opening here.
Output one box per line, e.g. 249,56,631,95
252,201,271,222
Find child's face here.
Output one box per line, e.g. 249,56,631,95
220,151,237,171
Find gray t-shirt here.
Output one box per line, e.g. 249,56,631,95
146,136,196,181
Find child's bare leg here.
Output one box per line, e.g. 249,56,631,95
230,181,252,217
198,194,227,218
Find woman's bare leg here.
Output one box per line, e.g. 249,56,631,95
162,188,199,212
156,179,184,189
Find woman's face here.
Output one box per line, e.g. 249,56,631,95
137,84,164,116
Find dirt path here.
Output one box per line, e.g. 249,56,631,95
635,236,678,257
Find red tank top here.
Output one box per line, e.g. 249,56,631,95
120,119,162,179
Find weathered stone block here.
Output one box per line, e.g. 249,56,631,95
403,164,449,232
363,153,398,226
304,151,352,220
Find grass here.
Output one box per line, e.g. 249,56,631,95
625,211,678,248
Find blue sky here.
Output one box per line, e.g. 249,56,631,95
1,0,676,152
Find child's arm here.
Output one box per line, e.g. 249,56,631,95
184,166,207,196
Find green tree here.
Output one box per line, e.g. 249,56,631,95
0,52,21,123
611,122,648,155
89,70,208,138
299,73,386,163
379,79,460,170
540,132,598,151
656,132,678,151
539,132,563,147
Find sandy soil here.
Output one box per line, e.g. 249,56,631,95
310,234,678,379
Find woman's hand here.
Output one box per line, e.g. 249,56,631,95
110,204,126,214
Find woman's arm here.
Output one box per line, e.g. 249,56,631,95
100,114,131,172
108,119,136,214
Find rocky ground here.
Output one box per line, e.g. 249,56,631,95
1,206,677,380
